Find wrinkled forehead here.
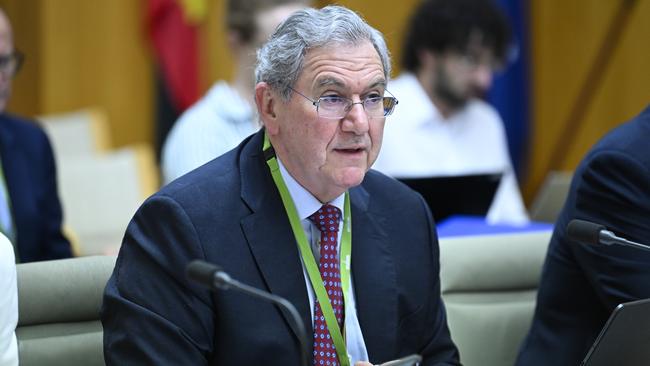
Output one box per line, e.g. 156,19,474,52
300,41,386,80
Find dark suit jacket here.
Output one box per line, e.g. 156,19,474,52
516,105,650,365
102,130,459,365
0,113,71,262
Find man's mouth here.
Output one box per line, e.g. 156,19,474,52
335,147,365,154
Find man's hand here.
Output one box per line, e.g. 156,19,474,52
355,362,374,366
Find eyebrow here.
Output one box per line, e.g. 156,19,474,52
315,77,345,89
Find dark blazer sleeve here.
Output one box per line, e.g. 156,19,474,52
570,150,650,306
102,194,217,365
517,147,650,366
354,172,459,365
410,194,460,366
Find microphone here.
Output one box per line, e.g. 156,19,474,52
567,219,650,252
186,260,309,366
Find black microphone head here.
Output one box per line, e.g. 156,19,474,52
567,219,605,245
186,260,222,288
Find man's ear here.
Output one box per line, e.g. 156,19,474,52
255,82,280,135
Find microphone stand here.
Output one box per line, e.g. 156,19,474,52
189,262,310,366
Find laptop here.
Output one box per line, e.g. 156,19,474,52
581,298,650,366
397,173,502,223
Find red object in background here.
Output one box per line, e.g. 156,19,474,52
147,0,200,112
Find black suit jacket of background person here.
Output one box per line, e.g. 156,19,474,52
0,113,71,262
516,105,650,366
102,129,460,365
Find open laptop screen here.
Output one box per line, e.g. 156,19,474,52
397,173,502,223
581,298,650,366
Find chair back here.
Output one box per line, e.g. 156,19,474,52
439,230,551,366
56,145,158,255
16,255,116,366
529,171,573,223
37,107,111,158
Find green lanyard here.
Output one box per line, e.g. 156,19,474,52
263,133,352,366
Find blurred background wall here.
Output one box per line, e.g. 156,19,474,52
0,0,649,204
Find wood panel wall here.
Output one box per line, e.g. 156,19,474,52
0,0,153,148
526,0,650,200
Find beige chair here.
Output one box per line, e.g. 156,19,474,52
529,171,573,223
56,144,159,255
37,107,112,158
16,255,117,366
439,230,552,366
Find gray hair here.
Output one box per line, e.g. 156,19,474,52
255,5,391,101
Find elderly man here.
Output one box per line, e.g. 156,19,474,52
0,7,71,262
103,6,459,365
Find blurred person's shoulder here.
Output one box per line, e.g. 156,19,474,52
0,113,50,147
159,132,259,202
176,81,253,129
1,113,46,135
388,72,424,103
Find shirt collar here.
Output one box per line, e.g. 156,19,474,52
395,72,445,127
277,158,345,221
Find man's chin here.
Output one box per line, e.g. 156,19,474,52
435,87,469,112
335,167,367,189
443,93,469,110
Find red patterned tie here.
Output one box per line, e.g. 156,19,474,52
309,204,344,366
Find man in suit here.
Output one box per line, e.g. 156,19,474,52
0,7,71,262
516,105,650,365
102,6,459,365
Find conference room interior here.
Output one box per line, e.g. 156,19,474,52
2,0,649,365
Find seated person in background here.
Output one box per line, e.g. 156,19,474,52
103,6,460,365
516,105,650,365
372,0,528,224
161,0,310,184
0,233,18,366
0,7,71,262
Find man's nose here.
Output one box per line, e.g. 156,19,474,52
341,101,370,134
472,65,493,91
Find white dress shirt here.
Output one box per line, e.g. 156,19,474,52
278,159,369,364
0,233,18,366
161,81,259,184
374,72,529,224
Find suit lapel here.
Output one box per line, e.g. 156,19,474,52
350,185,399,362
237,132,400,361
238,131,313,349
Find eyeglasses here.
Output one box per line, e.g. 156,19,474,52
0,50,24,77
451,50,503,73
289,87,398,119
